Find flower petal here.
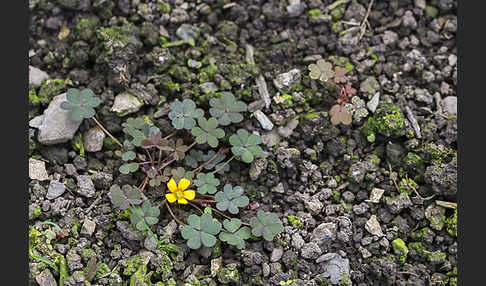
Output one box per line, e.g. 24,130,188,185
177,198,188,204
178,178,191,191
183,190,195,200
166,193,177,203
167,178,177,193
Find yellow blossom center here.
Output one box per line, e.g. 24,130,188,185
175,190,184,199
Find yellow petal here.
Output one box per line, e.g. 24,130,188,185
167,178,177,193
183,190,195,200
166,193,177,203
177,198,188,204
178,178,191,191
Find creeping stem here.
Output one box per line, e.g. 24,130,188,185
92,117,123,149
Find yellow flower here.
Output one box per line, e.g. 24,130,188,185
165,178,195,204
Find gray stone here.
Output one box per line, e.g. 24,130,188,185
256,74,271,108
46,180,66,200
425,204,446,231
37,93,83,145
144,234,158,251
116,221,145,241
448,54,457,66
271,183,285,194
305,197,323,214
273,69,301,92
261,130,281,147
385,193,412,214
278,118,299,138
415,88,434,104
352,203,369,215
29,115,45,128
80,218,96,236
360,76,380,98
287,3,305,17
365,215,384,237
66,249,82,271
301,242,322,259
415,0,426,9
76,175,96,198
254,110,274,130
91,172,113,189
35,269,57,286
441,96,457,116
29,158,49,181
291,232,305,249
249,158,268,180
29,66,49,88
382,31,399,46
176,24,200,43
318,253,350,285
367,188,385,203
247,100,266,113
83,127,105,152
424,160,457,196
270,247,284,262
111,92,143,116
64,163,78,176
367,93,380,113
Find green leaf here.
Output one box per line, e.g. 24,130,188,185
122,151,136,161
108,185,142,210
218,218,251,249
249,210,283,241
202,151,229,174
60,88,101,121
170,167,194,182
130,201,160,231
165,139,188,160
191,117,225,148
184,150,205,168
214,184,249,214
229,129,263,163
209,92,247,126
181,213,222,249
194,173,220,195
308,59,333,82
168,99,204,130
119,162,139,174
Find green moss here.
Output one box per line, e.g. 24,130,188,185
199,64,218,83
169,65,192,82
37,78,70,105
391,238,408,264
420,142,455,165
362,103,405,137
446,208,457,237
96,262,111,279
411,227,434,242
54,254,68,286
217,264,239,284
76,16,100,41
30,205,42,220
287,215,303,229
81,248,95,260
96,22,142,55
339,276,350,286
29,138,37,156
71,133,85,157
29,89,40,104
330,9,343,21
122,255,143,276
328,56,354,72
427,250,447,264
129,264,151,285
308,9,322,20
103,137,119,151
331,189,340,203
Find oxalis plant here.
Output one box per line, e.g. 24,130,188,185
61,88,283,250
308,59,368,125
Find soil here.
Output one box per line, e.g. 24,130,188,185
29,0,457,285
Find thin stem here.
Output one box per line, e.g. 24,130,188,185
145,149,153,166
163,131,176,140
210,207,251,227
156,156,176,173
193,147,226,174
186,141,197,153
199,194,215,199
139,177,149,191
188,202,203,214
165,200,186,226
92,117,123,149
157,149,162,166
192,199,216,204
211,155,235,174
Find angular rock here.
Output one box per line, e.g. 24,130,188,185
37,93,83,145
271,183,285,194
76,175,96,198
116,221,145,241
35,269,57,286
273,69,301,92
249,158,268,180
365,215,385,237
46,180,66,200
424,161,457,197
83,127,105,152
111,92,143,116
441,96,457,116
29,66,49,88
300,242,322,259
291,233,305,249
385,193,412,214
317,253,350,285
253,110,274,130
29,115,45,128
311,222,337,242
367,188,385,203
29,158,49,181
270,247,284,262
80,218,96,236
367,93,380,113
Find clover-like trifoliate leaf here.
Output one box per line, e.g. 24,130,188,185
181,213,222,249
140,129,172,151
308,59,333,82
329,104,352,125
202,151,229,174
184,149,205,168
130,201,160,231
119,162,139,174
146,168,170,187
344,96,369,123
229,129,263,163
165,139,188,160
249,210,283,241
122,118,154,147
108,185,143,210
209,92,247,126
218,218,251,249
168,99,204,130
214,184,249,214
122,151,136,161
60,88,101,121
191,117,225,148
170,167,194,182
194,173,220,195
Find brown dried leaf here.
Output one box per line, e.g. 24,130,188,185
329,104,352,125
334,67,348,84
